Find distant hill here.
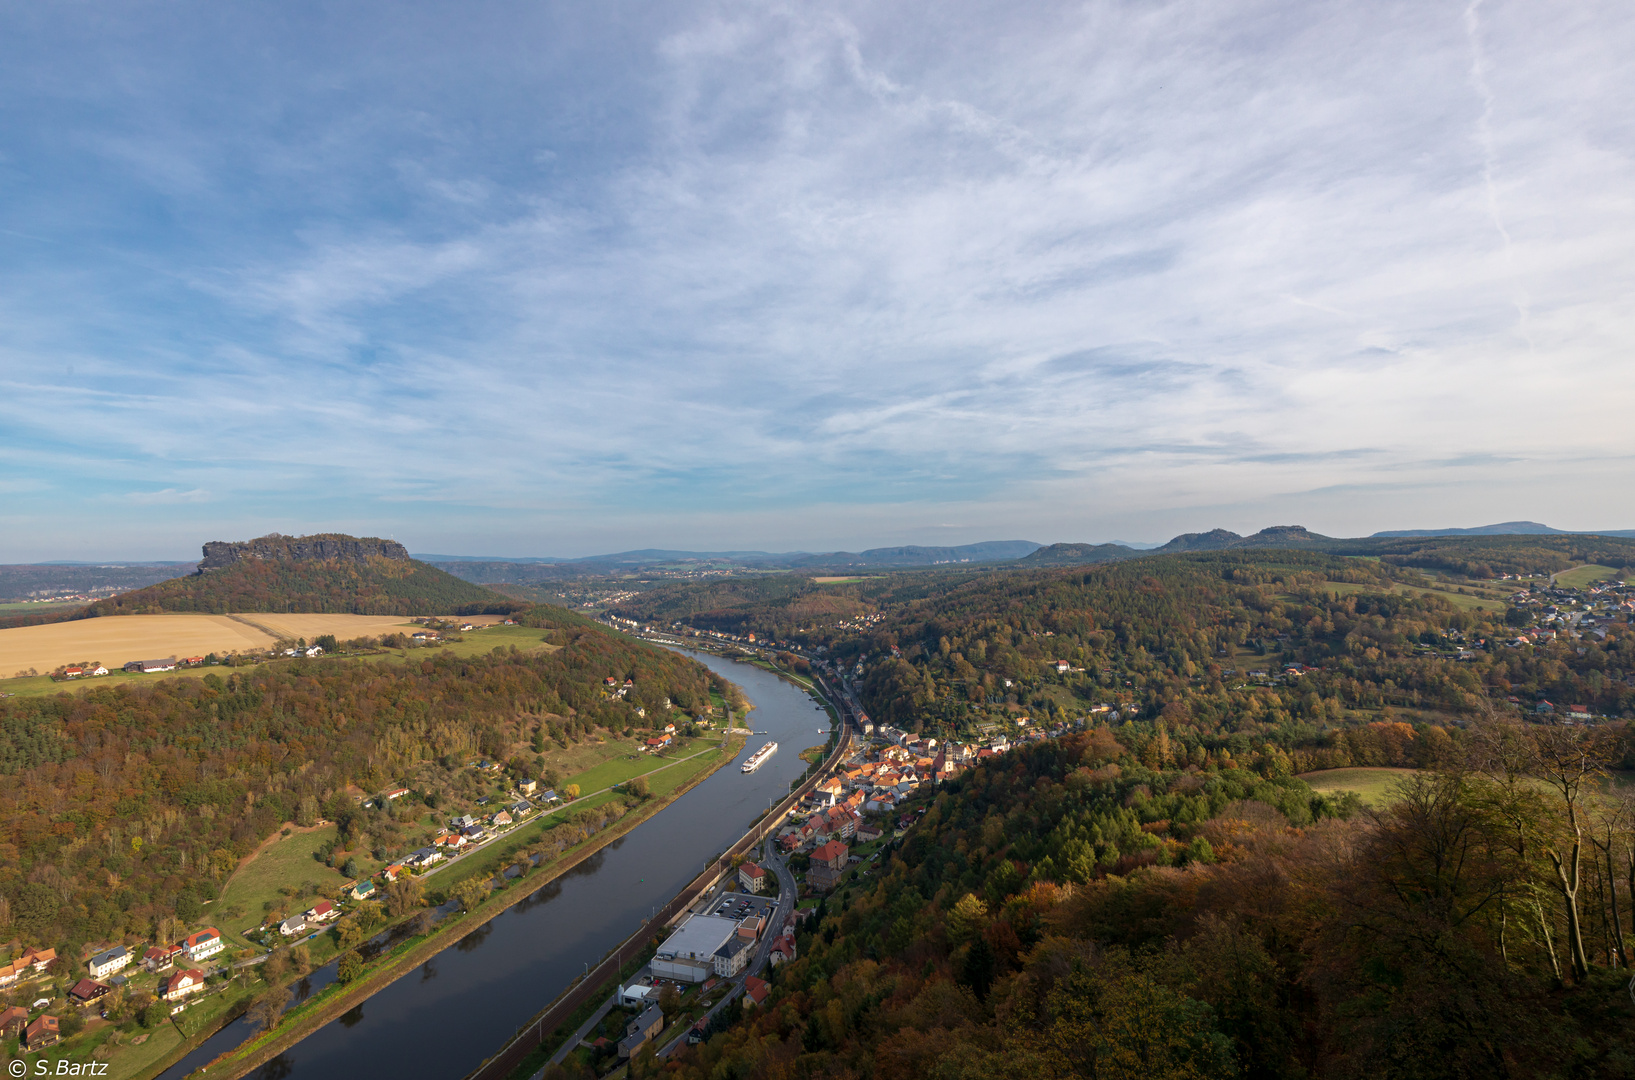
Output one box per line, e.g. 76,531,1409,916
81,533,520,617
431,541,1044,582
1019,542,1140,566
1373,521,1635,539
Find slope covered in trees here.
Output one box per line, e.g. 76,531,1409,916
0,608,712,952
78,552,517,617
662,723,1635,1080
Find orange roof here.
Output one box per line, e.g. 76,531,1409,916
744,975,770,1004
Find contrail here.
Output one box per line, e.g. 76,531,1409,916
1464,0,1534,348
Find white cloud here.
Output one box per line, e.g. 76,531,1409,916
1,0,1632,557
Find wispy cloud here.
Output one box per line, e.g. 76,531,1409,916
0,0,1632,559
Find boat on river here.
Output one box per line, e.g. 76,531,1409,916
741,741,778,773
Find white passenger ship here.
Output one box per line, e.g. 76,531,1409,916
741,741,778,773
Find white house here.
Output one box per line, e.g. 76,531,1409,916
86,947,130,980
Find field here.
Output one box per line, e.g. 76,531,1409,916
811,576,868,584
1298,766,1418,807
0,613,275,676
209,612,426,640
215,824,353,949
0,612,485,677
1555,564,1622,589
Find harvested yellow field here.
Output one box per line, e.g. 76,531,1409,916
220,613,417,640
0,615,275,676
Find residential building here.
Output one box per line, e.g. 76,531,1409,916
350,879,377,901
0,961,20,988
743,976,771,1008
69,978,111,1008
517,779,538,796
185,928,223,962
618,1004,665,1059
807,840,849,892
738,862,767,893
143,944,181,971
0,1005,28,1038
23,1014,60,1051
713,935,754,977
161,968,205,1002
279,914,308,937
18,946,56,973
87,945,130,979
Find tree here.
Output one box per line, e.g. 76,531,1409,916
658,984,680,1016
355,900,385,932
246,986,291,1032
564,784,581,799
626,775,651,800
454,878,487,913
386,876,424,918
336,950,363,983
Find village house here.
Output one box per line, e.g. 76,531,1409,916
160,968,205,1002
516,778,538,796
87,945,130,979
738,862,767,893
350,878,377,901
184,928,223,962
279,914,308,937
489,809,513,827
0,1005,28,1038
23,1014,60,1051
305,899,338,923
69,978,111,1008
743,975,771,1008
807,839,849,892
144,944,183,971
0,960,19,988
383,786,410,801
406,847,443,869
618,1004,665,1059
18,946,57,974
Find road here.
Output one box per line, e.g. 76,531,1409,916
655,837,798,1059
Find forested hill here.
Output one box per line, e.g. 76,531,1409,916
670,727,1635,1080
0,606,716,948
79,534,519,617
1022,528,1635,575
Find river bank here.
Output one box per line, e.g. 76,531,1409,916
137,727,746,1080
200,731,743,1080
136,652,831,1080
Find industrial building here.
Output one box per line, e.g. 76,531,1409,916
650,915,741,983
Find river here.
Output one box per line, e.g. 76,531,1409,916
157,652,829,1080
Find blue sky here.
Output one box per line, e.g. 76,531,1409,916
2,1,1632,561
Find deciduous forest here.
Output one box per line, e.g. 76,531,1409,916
0,610,712,953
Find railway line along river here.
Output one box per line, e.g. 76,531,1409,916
156,650,832,1080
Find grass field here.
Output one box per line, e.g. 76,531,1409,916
1299,766,1418,807
1555,564,1622,589
811,576,868,584
0,600,86,614
215,824,353,950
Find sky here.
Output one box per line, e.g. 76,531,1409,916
1,0,1632,562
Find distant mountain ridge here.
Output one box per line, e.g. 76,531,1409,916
1372,521,1635,539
